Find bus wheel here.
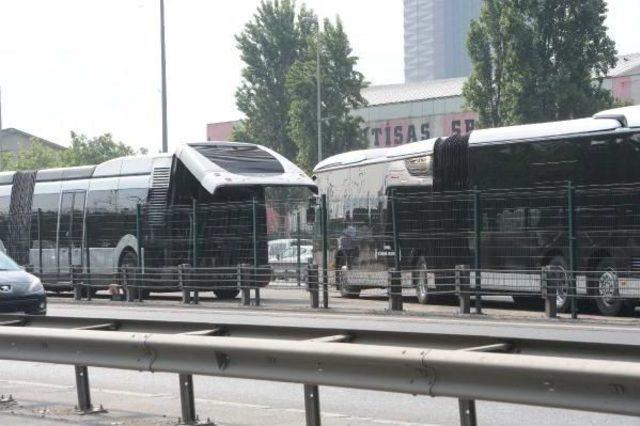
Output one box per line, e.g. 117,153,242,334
594,260,633,316
213,289,240,299
548,256,570,313
337,267,360,298
119,251,141,301
412,256,429,304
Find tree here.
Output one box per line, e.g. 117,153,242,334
5,132,142,171
63,132,136,166
464,0,617,128
286,17,368,171
233,0,316,159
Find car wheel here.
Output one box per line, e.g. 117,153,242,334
412,256,429,304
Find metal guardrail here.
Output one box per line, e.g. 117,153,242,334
0,314,639,425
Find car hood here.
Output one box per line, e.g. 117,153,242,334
0,270,40,297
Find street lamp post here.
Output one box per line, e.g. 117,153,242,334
160,0,168,153
315,29,322,164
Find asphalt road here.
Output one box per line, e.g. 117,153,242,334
0,296,638,425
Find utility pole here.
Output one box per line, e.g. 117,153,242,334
316,28,322,164
160,0,168,153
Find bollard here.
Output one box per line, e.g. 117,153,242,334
541,266,558,318
455,265,471,314
307,263,319,308
388,268,403,311
179,264,191,304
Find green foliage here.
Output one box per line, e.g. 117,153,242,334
4,132,142,171
235,1,367,169
286,17,368,171
464,0,617,128
234,0,316,159
63,132,135,166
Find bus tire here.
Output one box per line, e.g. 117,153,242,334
548,256,571,313
593,259,634,316
213,289,240,299
412,256,430,304
119,250,142,301
337,268,360,298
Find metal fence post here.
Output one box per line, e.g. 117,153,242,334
388,268,403,311
541,265,557,318
456,265,471,314
179,264,191,304
297,211,302,287
320,194,329,309
567,181,578,319
135,203,145,300
458,398,477,426
37,208,43,278
251,197,261,307
473,188,482,314
307,262,319,308
72,265,82,301
240,263,251,306
390,189,403,311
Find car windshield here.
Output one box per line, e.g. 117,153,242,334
0,252,22,271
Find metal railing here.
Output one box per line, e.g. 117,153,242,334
0,313,639,425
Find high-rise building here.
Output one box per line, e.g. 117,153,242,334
404,0,482,82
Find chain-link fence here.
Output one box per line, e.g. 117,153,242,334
2,183,640,317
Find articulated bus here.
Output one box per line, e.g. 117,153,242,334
0,142,316,298
314,105,640,316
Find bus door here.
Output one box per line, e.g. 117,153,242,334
57,191,86,277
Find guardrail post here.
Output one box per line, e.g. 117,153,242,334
541,266,557,318
307,263,319,308
239,264,251,306
303,384,321,426
458,398,477,426
74,365,104,414
388,268,403,311
72,265,82,301
179,374,197,425
456,265,471,314
179,264,191,304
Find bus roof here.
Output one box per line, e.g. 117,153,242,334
313,138,438,173
176,141,316,194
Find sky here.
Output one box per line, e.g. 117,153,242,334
0,0,637,153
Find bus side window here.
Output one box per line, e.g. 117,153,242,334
31,193,59,249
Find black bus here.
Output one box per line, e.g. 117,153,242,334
314,105,640,316
0,142,316,298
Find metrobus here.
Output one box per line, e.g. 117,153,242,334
313,105,640,316
0,142,316,298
